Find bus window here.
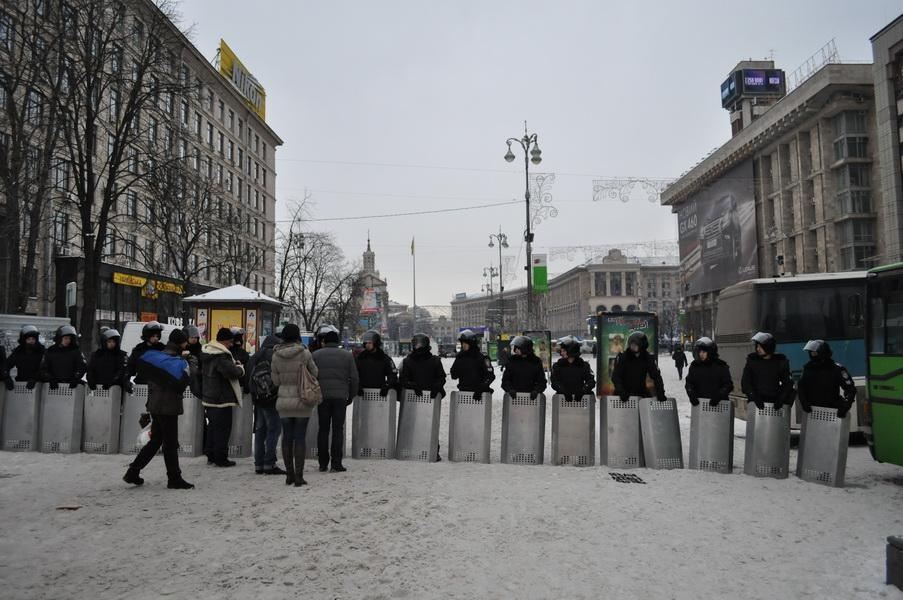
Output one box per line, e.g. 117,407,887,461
869,295,885,354
885,293,903,355
847,294,863,327
759,285,864,341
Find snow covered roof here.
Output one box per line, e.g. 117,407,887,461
182,284,285,307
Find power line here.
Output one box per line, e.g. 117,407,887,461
275,199,520,223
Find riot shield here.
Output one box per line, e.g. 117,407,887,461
796,406,850,487
448,391,492,463
688,399,734,473
743,403,791,478
600,396,645,468
119,384,147,454
227,393,253,458
82,386,122,454
1,382,42,451
396,389,441,462
551,394,595,466
638,397,683,470
178,390,205,457
39,384,85,453
501,393,546,465
351,388,397,460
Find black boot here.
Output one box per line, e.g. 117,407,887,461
293,442,307,487
123,467,144,486
330,463,346,473
282,440,295,486
167,477,195,490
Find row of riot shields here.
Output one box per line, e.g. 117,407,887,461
0,383,252,459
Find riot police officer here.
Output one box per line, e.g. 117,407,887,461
684,337,733,406
128,321,165,384
741,332,795,411
450,329,495,394
550,336,595,401
5,325,45,390
399,333,446,398
355,330,398,397
611,331,666,402
87,328,131,392
501,336,547,399
798,339,856,418
40,325,87,388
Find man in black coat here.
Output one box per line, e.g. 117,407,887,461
201,327,245,467
672,346,688,380
5,325,45,389
741,331,795,410
398,333,446,461
611,331,666,402
355,330,398,397
312,326,359,472
247,333,285,475
123,329,197,489
797,339,856,418
229,326,251,393
684,337,733,407
40,325,87,389
501,336,547,399
87,328,131,392
128,322,165,384
550,336,595,401
450,329,495,394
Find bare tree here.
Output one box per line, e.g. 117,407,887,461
273,194,310,302
0,1,68,313
280,232,351,332
323,262,363,338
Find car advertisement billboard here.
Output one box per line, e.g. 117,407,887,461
677,159,758,296
595,312,658,397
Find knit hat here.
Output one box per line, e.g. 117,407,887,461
216,327,234,342
169,329,188,345
281,323,301,342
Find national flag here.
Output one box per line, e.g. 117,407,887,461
411,237,415,255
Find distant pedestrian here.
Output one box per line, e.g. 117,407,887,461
184,325,202,362
123,329,198,489
672,345,688,380
201,327,245,467
498,346,510,372
311,325,358,472
271,324,319,487
5,325,45,390
247,333,285,475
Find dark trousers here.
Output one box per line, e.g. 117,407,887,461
317,398,347,468
677,366,684,380
131,414,181,479
206,406,233,464
254,405,282,468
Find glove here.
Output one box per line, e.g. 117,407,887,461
125,382,134,394
656,395,668,403
837,403,851,419
530,391,540,401
619,394,630,404
346,398,353,406
357,388,364,398
25,380,36,390
138,413,151,428
688,396,699,407
88,384,97,391
750,398,764,410
772,401,783,411
379,386,390,398
102,384,111,390
800,401,812,413
4,378,14,391
69,381,81,389
431,389,445,401
413,387,423,396
582,388,595,399
49,381,59,390
708,398,720,407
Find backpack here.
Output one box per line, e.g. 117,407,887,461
250,356,278,406
298,358,323,408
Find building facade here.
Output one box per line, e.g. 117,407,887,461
358,238,390,335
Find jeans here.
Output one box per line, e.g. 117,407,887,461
206,406,233,464
131,414,181,479
317,398,347,468
254,405,282,468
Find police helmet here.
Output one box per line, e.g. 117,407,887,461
510,335,534,355
751,331,776,355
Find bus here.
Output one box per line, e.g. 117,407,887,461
864,263,903,466
714,272,867,430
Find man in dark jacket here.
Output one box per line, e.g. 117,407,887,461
355,330,398,396
501,336,547,399
312,326,359,472
550,336,595,401
87,328,131,392
123,329,197,489
741,331,795,410
128,322,165,384
684,337,733,407
5,325,45,389
672,346,688,380
797,339,856,418
247,333,284,475
230,326,250,393
611,331,666,402
40,325,87,388
450,329,495,394
184,325,202,362
399,333,446,461
201,327,245,467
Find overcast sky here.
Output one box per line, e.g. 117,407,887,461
177,0,899,306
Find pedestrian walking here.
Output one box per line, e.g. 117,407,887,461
247,332,285,475
399,333,446,461
741,332,795,411
128,322,165,384
87,328,131,392
550,336,595,401
40,325,87,388
672,345,688,380
201,327,245,467
684,337,733,406
270,323,319,487
311,325,358,472
355,330,398,397
123,329,197,489
611,331,666,402
797,340,856,417
501,336,547,399
4,325,45,390
498,345,510,372
450,329,495,394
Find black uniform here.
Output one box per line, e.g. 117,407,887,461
798,344,856,416
1,347,9,390
87,345,129,390
740,353,795,409
231,345,251,393
450,347,495,393
7,341,46,385
501,354,547,397
355,348,398,395
672,348,688,380
399,347,446,398
550,356,595,400
611,351,666,402
128,341,165,384
685,355,733,406
40,343,87,387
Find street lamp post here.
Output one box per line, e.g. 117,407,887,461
505,122,542,328
482,265,498,339
488,227,509,336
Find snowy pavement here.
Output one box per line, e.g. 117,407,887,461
1,357,902,599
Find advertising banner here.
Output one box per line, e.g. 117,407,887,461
209,309,244,339
677,159,757,296
196,308,208,342
360,288,379,315
219,40,266,120
523,330,553,372
532,254,548,294
596,312,658,397
245,309,257,354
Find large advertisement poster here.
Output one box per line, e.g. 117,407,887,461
596,312,658,397
523,330,553,372
677,159,757,296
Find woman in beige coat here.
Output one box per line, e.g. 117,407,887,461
270,324,318,487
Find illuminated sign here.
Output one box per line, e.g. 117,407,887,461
113,272,147,287
219,39,266,121
721,69,786,109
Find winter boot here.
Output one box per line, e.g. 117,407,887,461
265,465,287,475
330,462,347,473
282,440,295,486
123,467,144,486
293,442,307,487
167,477,195,490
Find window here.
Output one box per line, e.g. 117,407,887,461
218,99,224,121
194,112,201,137
111,44,123,73
833,137,868,161
227,140,234,162
254,189,259,211
237,178,243,200
227,172,233,192
206,89,214,112
216,163,223,185
247,184,251,205
145,240,155,268
246,155,251,176
103,231,116,259
254,162,259,182
53,213,69,247
841,245,877,270
206,122,213,146
126,190,137,217
610,272,622,296
179,63,190,84
262,142,267,160
0,10,13,51
193,147,200,170
125,234,137,263
34,0,47,19
238,119,244,141
838,190,872,214
181,100,189,125
238,148,243,169
262,168,267,188
228,109,234,131
835,164,870,191
254,133,259,154
148,117,158,145
25,89,43,122
833,110,867,136
625,272,637,296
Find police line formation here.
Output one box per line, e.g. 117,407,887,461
0,322,856,490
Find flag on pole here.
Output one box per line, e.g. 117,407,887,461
411,237,415,255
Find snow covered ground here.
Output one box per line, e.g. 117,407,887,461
1,356,902,599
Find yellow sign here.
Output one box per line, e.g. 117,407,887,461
113,272,147,287
219,39,266,121
209,309,244,341
156,281,184,294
